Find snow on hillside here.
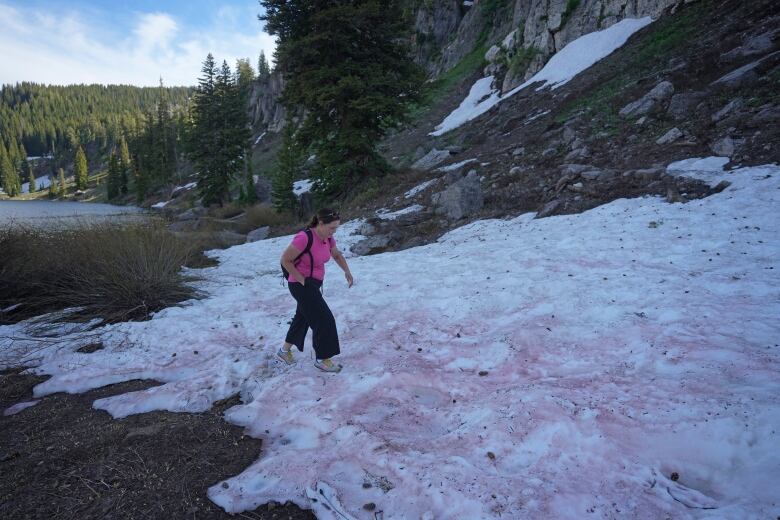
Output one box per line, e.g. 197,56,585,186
2,160,779,519
431,17,653,136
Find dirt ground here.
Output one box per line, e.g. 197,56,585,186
0,369,316,520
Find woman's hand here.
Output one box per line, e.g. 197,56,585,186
345,271,354,288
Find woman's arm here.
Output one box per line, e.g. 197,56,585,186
331,247,353,288
281,245,306,285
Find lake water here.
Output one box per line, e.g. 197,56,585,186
0,200,147,227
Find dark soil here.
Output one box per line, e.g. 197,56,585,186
0,369,316,520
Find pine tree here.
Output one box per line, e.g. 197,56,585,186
49,173,57,198
118,135,130,194
271,122,302,212
133,155,148,202
236,58,255,92
1,144,20,197
241,152,258,205
57,168,67,197
154,79,176,183
24,159,36,192
0,143,7,193
258,51,271,79
189,56,250,206
107,153,120,199
74,145,88,190
260,0,424,197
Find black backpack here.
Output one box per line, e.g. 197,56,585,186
281,228,314,281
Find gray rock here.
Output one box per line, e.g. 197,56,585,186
564,147,589,162
562,126,577,145
721,29,777,62
212,231,246,248
712,52,779,88
177,207,207,221
412,149,451,171
431,170,483,220
536,199,562,218
350,235,392,256
560,164,592,175
358,221,377,236
512,147,526,157
484,45,501,62
635,168,664,181
667,92,706,120
710,136,735,157
509,166,523,175
748,104,780,126
619,81,675,118
246,226,270,243
580,170,603,181
656,127,683,145
712,98,744,122
253,176,272,203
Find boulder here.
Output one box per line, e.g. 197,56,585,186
619,81,675,118
560,164,592,176
536,199,562,218
666,92,706,120
412,149,452,171
177,207,207,221
710,136,735,157
212,231,247,248
431,170,483,220
711,98,744,122
246,226,270,243
720,29,777,62
350,235,393,256
711,52,779,88
656,127,683,145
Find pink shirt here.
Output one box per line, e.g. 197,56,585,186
288,228,335,282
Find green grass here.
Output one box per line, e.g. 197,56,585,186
507,46,541,79
406,40,490,121
562,0,581,26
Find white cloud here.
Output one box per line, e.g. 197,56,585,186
0,1,276,87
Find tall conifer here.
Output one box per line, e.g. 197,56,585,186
74,145,88,190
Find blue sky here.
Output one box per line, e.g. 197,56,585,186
0,0,276,86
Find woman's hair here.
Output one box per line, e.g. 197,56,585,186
308,207,341,227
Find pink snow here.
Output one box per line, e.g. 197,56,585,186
1,163,778,519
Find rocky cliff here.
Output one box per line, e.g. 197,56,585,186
248,0,697,134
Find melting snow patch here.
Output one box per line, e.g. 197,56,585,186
4,400,39,416
667,156,731,187
151,201,169,209
293,179,314,196
405,179,437,198
430,76,501,136
432,18,653,135
436,158,478,172
376,205,423,220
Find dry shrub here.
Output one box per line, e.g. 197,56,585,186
243,204,297,231
0,219,200,324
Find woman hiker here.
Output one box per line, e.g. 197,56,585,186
278,208,353,372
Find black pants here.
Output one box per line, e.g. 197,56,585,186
285,278,340,360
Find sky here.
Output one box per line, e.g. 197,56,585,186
0,0,276,87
